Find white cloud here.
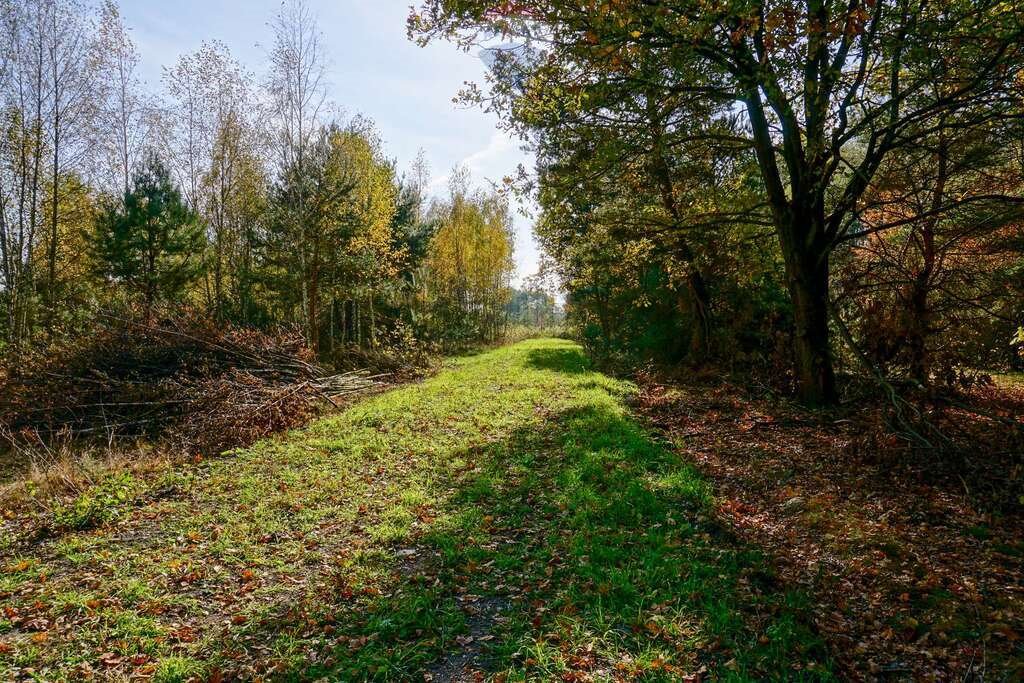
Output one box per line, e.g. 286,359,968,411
427,131,520,196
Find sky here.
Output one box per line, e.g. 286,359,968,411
119,0,541,284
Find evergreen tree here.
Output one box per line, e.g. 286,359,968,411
90,153,207,314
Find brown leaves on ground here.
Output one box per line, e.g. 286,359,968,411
634,373,1024,681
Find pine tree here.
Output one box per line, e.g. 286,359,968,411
90,153,206,315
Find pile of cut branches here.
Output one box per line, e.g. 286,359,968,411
0,313,384,454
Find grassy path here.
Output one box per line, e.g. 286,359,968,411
1,339,831,681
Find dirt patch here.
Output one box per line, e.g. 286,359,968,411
426,594,509,682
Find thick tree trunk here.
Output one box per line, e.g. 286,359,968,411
684,270,710,360
344,299,355,344
306,272,320,355
676,272,710,361
740,80,839,405
906,132,946,385
783,249,837,406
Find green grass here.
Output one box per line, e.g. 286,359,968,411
0,339,831,680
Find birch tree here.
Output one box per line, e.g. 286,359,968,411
92,0,152,200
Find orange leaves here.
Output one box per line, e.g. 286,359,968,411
169,625,197,643
97,651,124,667
5,559,30,573
483,1,539,20
993,624,1020,642
634,370,1024,678
844,5,871,38
169,562,205,586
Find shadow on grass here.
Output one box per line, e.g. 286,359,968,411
224,394,833,680
525,346,591,375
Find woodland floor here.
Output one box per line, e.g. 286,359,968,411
635,370,1024,681
0,338,1020,681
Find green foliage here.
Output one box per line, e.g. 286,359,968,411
261,123,361,343
0,0,520,361
413,0,1024,402
90,154,206,311
52,472,138,530
506,286,561,328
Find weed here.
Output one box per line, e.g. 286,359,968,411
51,472,138,530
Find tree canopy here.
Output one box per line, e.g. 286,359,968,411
412,0,1024,402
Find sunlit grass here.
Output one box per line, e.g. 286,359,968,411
0,339,831,680
990,371,1024,390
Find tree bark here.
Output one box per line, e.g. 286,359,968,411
306,269,319,354
906,130,947,385
741,79,838,405
684,270,710,360
906,277,930,384
782,244,837,406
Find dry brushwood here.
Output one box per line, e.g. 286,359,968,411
0,313,385,454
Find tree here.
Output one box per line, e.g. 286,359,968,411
267,0,328,175
0,0,49,343
326,120,401,351
263,0,331,345
90,153,206,314
838,115,1024,383
424,171,515,345
92,0,153,200
390,150,440,332
524,83,766,362
412,0,1024,404
262,124,357,352
508,271,562,328
164,40,265,320
34,172,99,330
202,117,267,322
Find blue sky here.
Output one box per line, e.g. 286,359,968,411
119,0,540,284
